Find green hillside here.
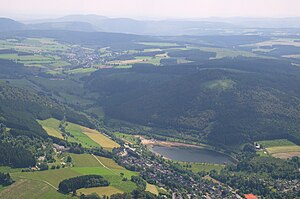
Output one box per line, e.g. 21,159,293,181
85,58,300,146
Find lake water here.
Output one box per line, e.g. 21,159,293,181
151,146,233,164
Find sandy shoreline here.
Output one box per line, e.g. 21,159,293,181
138,136,207,149
138,136,238,163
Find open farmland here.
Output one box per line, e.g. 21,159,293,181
108,54,167,67
196,46,269,59
38,118,119,150
138,42,179,47
114,132,140,145
81,126,120,151
179,162,225,173
0,38,70,71
242,38,300,48
257,139,296,148
257,139,300,159
77,186,123,197
145,183,159,195
68,153,101,167
38,118,64,139
0,178,71,199
8,152,137,198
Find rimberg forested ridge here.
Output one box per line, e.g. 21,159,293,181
0,82,93,138
85,58,300,146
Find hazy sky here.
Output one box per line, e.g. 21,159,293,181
1,0,300,20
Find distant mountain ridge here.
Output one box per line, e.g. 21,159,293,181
0,17,98,32
0,18,25,31
1,15,300,35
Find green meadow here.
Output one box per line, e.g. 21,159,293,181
179,162,225,174
3,152,138,198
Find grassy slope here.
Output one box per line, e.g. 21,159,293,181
257,139,300,159
7,152,137,197
64,122,99,148
179,162,225,173
145,183,159,195
38,118,119,150
0,178,72,199
38,118,64,139
114,132,139,145
257,139,296,148
68,153,101,167
81,126,120,150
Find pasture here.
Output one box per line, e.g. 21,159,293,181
197,46,268,59
115,65,133,69
244,38,300,47
257,139,296,148
145,183,159,195
39,118,119,150
7,151,138,197
114,132,140,145
68,153,101,167
64,121,99,148
65,68,97,74
139,42,179,47
257,139,300,159
37,118,64,139
81,126,120,150
0,38,71,74
78,186,123,197
95,156,124,170
179,162,225,173
0,178,71,199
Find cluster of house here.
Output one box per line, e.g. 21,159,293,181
270,179,300,195
64,46,100,68
114,146,242,199
53,143,69,153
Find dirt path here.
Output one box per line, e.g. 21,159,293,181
92,154,111,171
11,176,58,190
41,179,58,190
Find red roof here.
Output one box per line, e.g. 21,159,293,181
244,194,258,199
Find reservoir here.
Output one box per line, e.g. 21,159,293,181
151,146,233,164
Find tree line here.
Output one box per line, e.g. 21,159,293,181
58,175,109,194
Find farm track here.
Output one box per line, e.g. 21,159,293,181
92,154,111,170
14,176,58,190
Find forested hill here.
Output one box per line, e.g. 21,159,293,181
0,83,92,138
85,58,300,146
0,30,153,50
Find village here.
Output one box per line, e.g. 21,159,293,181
114,145,243,199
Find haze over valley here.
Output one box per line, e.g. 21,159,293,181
0,1,300,198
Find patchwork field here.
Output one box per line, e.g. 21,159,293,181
65,68,97,74
78,186,123,197
138,42,179,47
196,46,269,59
257,139,296,148
5,152,138,198
257,139,300,159
81,126,120,151
108,55,166,67
243,38,300,47
0,178,71,199
68,153,102,167
64,122,99,148
38,118,119,150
